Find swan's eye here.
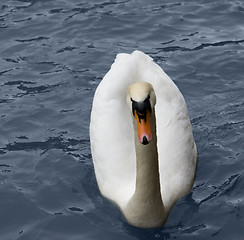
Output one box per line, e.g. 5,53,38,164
130,98,135,103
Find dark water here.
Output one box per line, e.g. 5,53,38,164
0,0,243,239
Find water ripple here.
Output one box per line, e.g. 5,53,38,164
200,174,240,204
0,137,87,156
15,36,49,43
156,39,244,53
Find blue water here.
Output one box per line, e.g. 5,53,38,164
0,0,243,239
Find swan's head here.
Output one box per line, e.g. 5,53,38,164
127,82,156,145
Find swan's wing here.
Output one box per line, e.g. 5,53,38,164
90,53,138,208
134,51,197,208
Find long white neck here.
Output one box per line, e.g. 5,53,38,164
122,110,166,228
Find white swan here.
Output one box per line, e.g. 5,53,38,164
90,50,197,228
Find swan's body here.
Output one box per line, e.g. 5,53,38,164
90,51,197,228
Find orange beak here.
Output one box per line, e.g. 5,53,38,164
134,110,152,145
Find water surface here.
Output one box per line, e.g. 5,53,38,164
0,0,243,239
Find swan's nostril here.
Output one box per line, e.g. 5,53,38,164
142,136,149,145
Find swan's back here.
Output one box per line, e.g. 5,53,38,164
90,51,197,210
